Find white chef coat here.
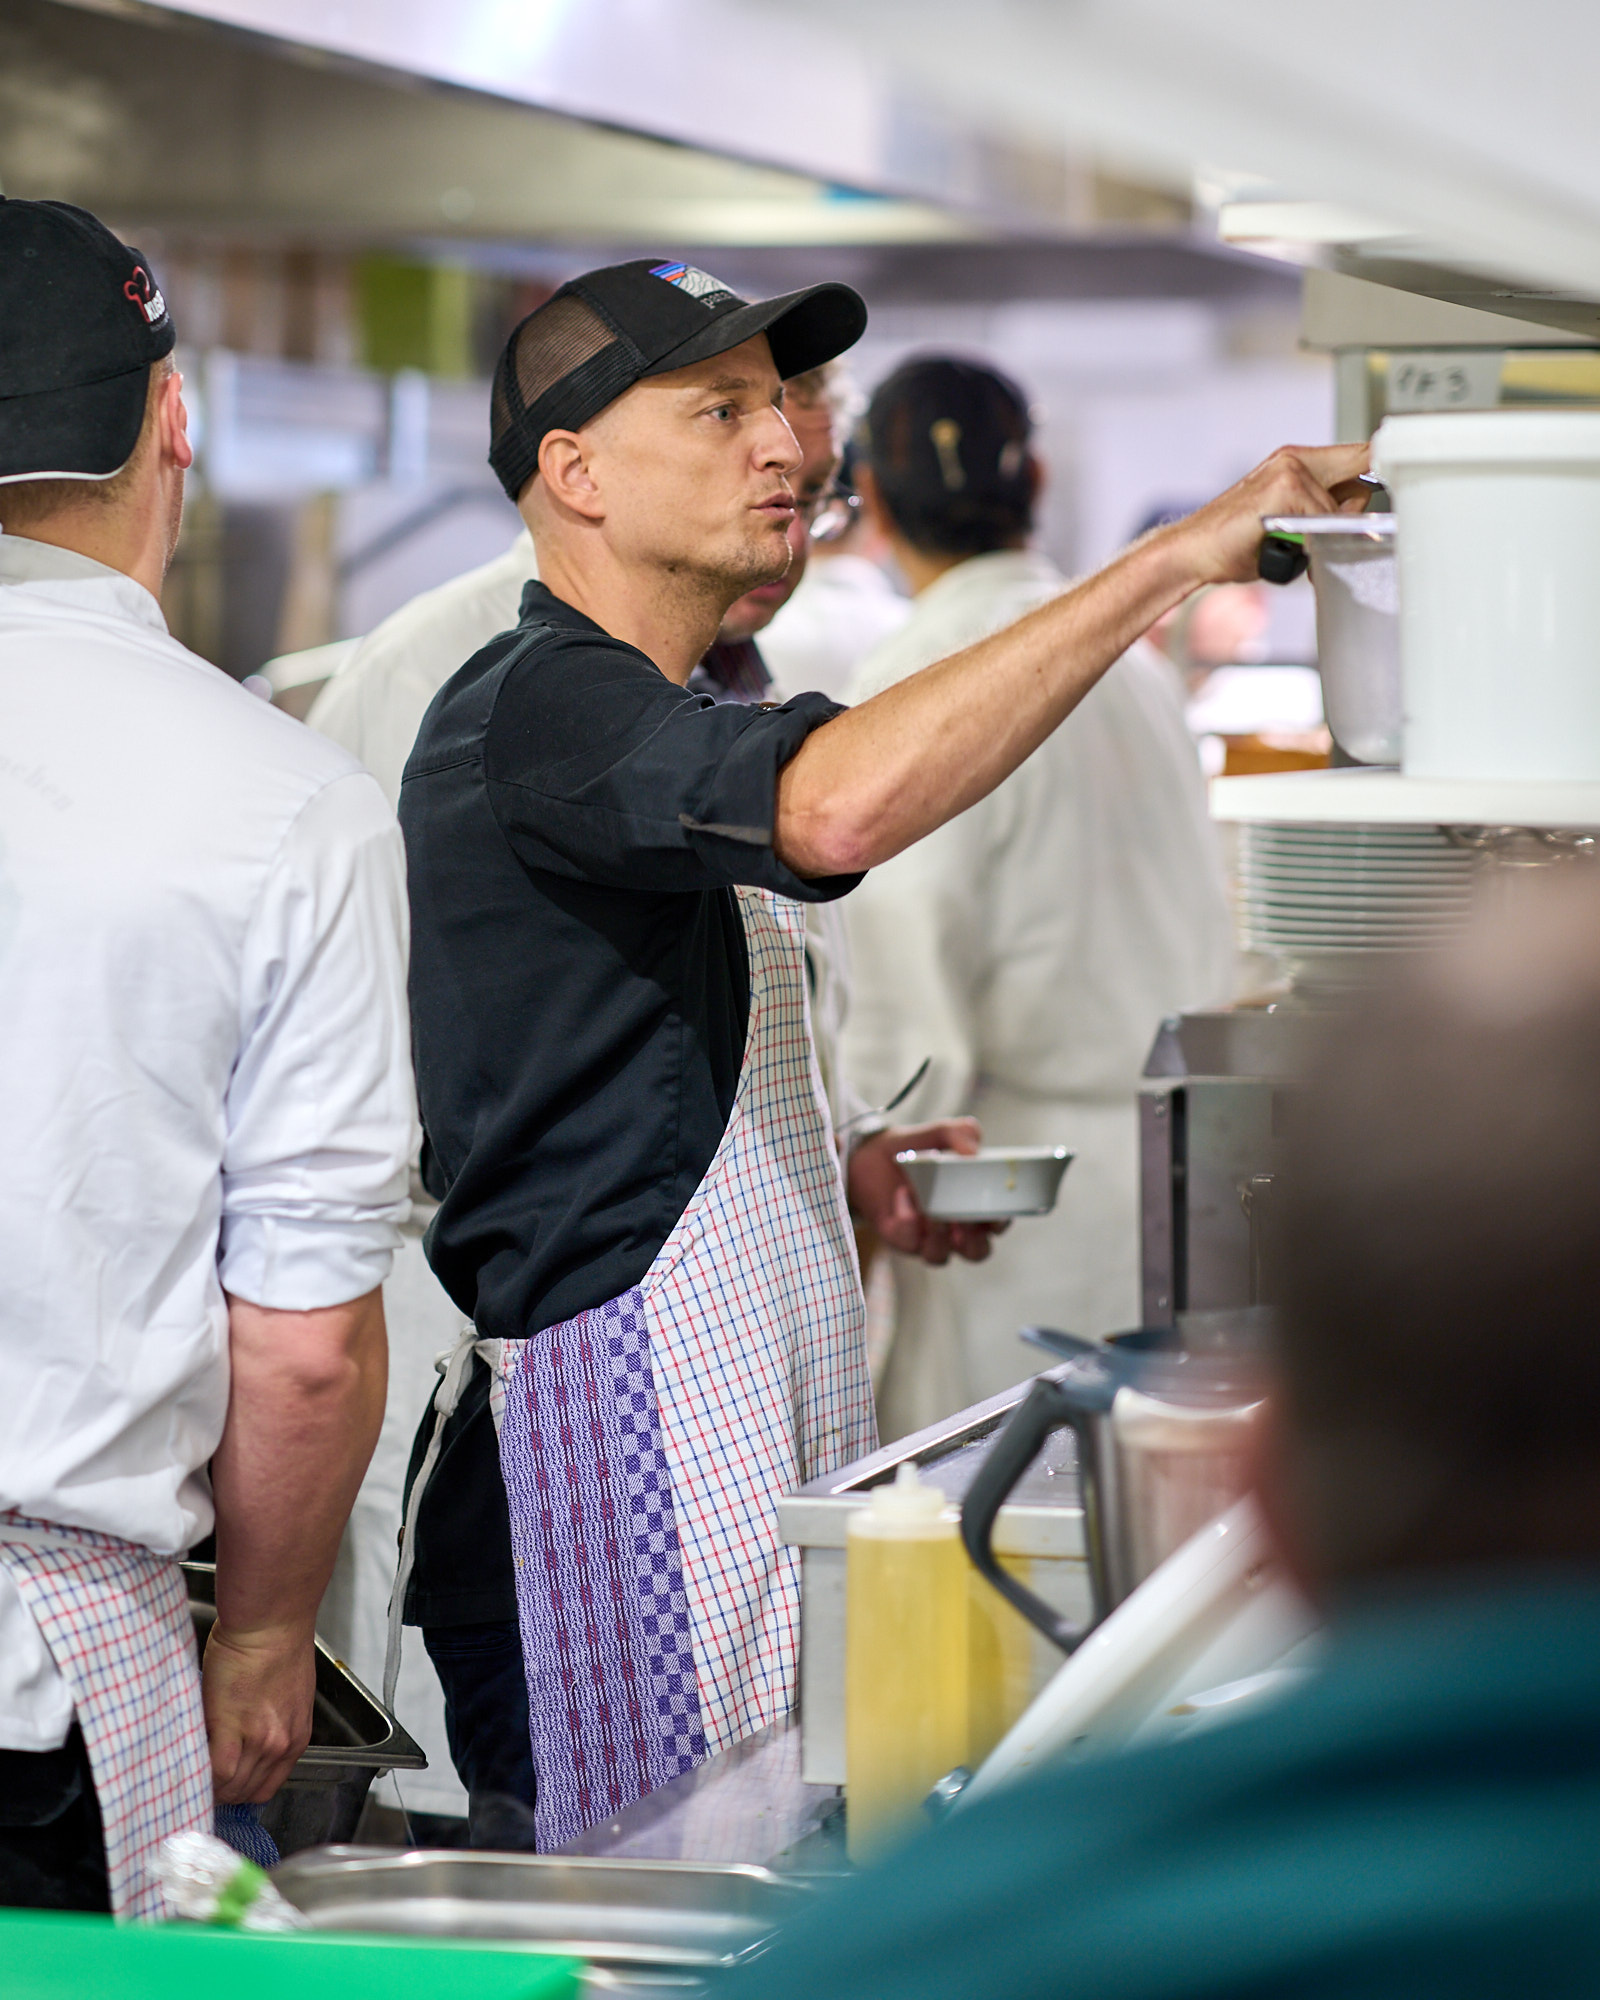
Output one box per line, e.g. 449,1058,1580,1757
309,535,540,1814
759,552,910,707
738,550,907,1137
309,530,536,808
0,535,415,1748
843,549,1236,1438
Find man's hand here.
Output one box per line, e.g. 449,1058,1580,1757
203,1620,317,1804
847,1118,1008,1268
1168,442,1372,586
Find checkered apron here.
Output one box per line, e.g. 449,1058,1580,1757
491,887,878,1848
0,1511,212,1919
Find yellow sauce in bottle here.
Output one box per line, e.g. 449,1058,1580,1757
967,1557,1037,1767
845,1464,969,1864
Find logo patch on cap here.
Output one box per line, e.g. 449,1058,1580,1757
649,262,736,308
123,265,167,327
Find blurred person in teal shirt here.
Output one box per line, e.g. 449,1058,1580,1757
733,868,1600,2000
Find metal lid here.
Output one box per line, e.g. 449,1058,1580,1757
1262,513,1395,540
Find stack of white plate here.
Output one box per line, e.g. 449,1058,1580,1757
1236,820,1478,988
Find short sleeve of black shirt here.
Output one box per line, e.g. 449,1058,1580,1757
399,584,859,1626
483,609,845,897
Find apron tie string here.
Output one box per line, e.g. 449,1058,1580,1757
384,1326,499,1710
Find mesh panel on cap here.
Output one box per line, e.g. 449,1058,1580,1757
489,292,643,501
491,296,617,441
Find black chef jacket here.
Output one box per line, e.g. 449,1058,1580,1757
399,582,858,1626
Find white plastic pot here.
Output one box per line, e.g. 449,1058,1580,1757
1373,411,1600,783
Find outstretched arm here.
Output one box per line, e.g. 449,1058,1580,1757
774,442,1369,878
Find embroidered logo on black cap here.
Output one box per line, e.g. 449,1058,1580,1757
649,262,736,309
123,265,167,327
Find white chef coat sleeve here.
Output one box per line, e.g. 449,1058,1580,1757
217,769,418,1310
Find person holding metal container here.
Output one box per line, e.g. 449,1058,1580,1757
391,252,1367,1849
840,358,1239,1438
0,201,414,1915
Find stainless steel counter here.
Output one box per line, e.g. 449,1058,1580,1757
558,1719,846,1877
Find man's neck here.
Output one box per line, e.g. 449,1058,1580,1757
3,502,167,604
892,534,1028,599
530,534,728,687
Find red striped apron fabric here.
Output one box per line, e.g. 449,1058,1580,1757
0,1511,212,1919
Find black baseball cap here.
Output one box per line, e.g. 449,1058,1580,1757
489,257,866,501
0,199,175,487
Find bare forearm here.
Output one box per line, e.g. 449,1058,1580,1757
777,530,1191,876
212,1288,387,1643
774,440,1370,878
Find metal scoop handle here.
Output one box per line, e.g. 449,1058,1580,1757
835,1055,932,1136
1258,531,1308,585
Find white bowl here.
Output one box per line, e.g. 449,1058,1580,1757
895,1146,1073,1222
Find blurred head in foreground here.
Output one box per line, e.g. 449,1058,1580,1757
1268,867,1600,1593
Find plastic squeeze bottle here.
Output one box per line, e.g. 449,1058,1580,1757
845,1462,969,1863
967,1559,1037,1767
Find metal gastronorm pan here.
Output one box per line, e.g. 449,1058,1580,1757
272,1848,813,1969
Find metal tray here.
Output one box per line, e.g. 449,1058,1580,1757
271,1849,813,1969
183,1563,425,1853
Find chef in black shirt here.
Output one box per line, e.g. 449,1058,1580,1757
394,255,1368,1848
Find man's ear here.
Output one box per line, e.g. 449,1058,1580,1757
159,368,194,475
537,430,605,523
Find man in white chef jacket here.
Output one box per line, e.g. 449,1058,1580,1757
0,200,414,1916
844,357,1237,1437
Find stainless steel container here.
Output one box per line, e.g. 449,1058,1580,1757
894,1145,1073,1221
1263,512,1399,765
777,1377,1091,1785
272,1848,812,1972
183,1563,426,1853
1139,1008,1307,1326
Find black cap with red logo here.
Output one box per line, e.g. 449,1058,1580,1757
0,198,176,487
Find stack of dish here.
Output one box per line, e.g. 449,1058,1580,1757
1236,820,1478,988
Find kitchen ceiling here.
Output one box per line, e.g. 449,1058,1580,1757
8,0,1205,254
0,0,966,248
729,0,1600,337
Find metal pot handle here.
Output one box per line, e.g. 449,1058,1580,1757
959,1367,1119,1655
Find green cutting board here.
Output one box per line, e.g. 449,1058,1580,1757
0,1909,582,1999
